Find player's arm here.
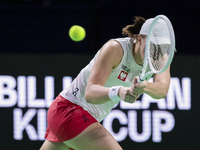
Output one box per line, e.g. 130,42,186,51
85,40,123,104
134,66,171,99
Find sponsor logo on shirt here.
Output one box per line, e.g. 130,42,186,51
118,64,130,81
122,64,130,73
72,87,79,97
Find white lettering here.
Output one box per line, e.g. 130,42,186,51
0,75,188,143
120,100,141,109
17,76,26,108
141,94,166,109
0,76,17,107
152,110,175,142
167,78,191,110
37,109,47,140
13,108,37,140
103,110,128,142
128,110,151,142
45,76,54,107
27,76,45,108
63,76,72,90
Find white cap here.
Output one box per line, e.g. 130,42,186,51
139,18,171,45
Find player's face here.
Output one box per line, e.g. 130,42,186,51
140,35,147,61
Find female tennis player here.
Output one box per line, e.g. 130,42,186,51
40,16,171,150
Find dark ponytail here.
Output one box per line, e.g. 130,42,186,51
122,16,146,37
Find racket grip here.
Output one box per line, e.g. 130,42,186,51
137,76,143,83
137,77,140,83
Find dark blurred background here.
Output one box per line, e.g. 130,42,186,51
0,0,199,55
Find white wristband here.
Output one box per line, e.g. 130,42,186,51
108,86,122,101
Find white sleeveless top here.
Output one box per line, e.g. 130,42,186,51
60,37,144,122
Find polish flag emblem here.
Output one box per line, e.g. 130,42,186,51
118,71,128,81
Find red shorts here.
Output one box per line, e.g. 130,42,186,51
45,95,98,144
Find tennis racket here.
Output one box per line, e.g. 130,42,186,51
138,15,176,83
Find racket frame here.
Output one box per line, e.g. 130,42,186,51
138,15,176,83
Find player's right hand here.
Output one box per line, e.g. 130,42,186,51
118,87,138,103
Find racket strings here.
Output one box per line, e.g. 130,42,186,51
149,42,171,71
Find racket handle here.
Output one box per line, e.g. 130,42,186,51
137,76,143,83
137,77,140,83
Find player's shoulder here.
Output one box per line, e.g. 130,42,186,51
102,39,123,55
98,39,124,66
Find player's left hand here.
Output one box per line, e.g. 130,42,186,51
132,77,146,95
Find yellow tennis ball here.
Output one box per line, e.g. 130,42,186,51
69,25,86,42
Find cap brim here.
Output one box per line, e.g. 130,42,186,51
150,36,171,45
